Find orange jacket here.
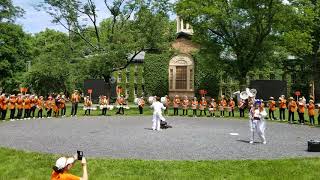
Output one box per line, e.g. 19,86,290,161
219,100,227,107
59,99,66,109
173,98,180,108
182,99,189,109
24,98,31,110
229,100,235,109
16,98,24,109
199,100,207,110
279,99,287,109
269,100,276,111
9,98,16,110
37,99,44,109
298,102,305,113
71,93,80,103
191,100,198,110
1,98,8,110
138,99,145,108
288,101,297,112
308,103,315,116
165,98,171,107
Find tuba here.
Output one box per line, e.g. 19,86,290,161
240,91,249,100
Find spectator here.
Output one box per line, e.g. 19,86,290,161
51,155,88,180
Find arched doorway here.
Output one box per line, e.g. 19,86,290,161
168,54,194,97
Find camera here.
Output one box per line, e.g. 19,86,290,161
77,150,84,160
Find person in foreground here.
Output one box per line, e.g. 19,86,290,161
249,100,267,144
150,96,166,131
51,155,88,180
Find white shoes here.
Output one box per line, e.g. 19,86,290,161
249,141,254,144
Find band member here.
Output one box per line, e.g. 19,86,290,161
116,95,125,115
208,98,216,117
53,95,61,117
45,96,54,118
173,95,180,116
191,97,198,117
30,95,37,118
238,99,246,117
288,97,297,123
150,96,166,131
71,90,80,117
59,95,67,117
99,96,108,116
84,96,92,116
16,94,24,119
24,94,31,119
182,96,189,116
0,94,8,120
199,97,207,116
218,96,227,117
278,95,287,120
249,100,267,144
37,96,44,118
228,98,235,117
0,94,3,120
164,95,170,116
297,98,305,124
138,97,145,114
307,100,315,126
9,95,16,121
268,97,276,120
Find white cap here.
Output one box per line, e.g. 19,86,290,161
55,157,75,170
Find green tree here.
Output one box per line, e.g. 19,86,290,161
0,0,24,22
176,0,291,88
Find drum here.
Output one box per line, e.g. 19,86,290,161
100,105,107,110
218,106,224,111
107,105,114,110
226,107,232,112
209,108,214,111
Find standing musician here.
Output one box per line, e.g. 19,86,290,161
164,95,170,116
199,97,207,116
307,100,316,126
268,97,276,120
278,95,287,121
99,96,109,116
53,95,61,117
0,94,8,120
84,96,93,116
219,96,227,117
30,95,37,118
116,95,125,115
59,95,67,117
24,94,31,119
228,98,235,117
288,97,297,123
182,96,189,116
173,95,180,116
0,94,3,120
238,99,246,117
37,96,44,118
9,95,17,121
297,98,305,124
138,97,145,115
191,97,198,117
208,98,217,117
16,94,24,120
71,90,80,117
45,96,54,118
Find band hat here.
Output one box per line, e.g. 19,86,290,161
270,97,274,100
55,157,75,170
10,94,15,97
289,97,294,100
310,100,314,103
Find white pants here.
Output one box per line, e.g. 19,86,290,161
249,120,266,142
152,112,165,130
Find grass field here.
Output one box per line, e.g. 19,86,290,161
0,147,319,180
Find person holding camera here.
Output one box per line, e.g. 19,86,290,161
51,153,88,180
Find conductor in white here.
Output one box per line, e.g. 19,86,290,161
150,96,166,131
249,100,267,144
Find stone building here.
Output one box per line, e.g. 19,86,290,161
168,16,199,97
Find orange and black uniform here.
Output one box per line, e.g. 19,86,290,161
219,99,227,117
51,171,80,180
59,98,66,116
288,100,297,122
0,96,8,120
45,98,54,117
30,98,37,118
138,98,145,114
173,98,180,116
308,103,315,125
279,98,287,120
199,99,207,116
116,97,125,115
298,101,305,124
191,100,198,116
16,97,24,119
228,100,235,117
71,93,80,116
24,97,31,118
37,99,44,118
9,96,16,119
268,100,276,120
182,99,189,116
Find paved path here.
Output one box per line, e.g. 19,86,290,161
0,116,319,160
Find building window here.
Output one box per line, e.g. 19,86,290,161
190,69,193,90
176,66,187,89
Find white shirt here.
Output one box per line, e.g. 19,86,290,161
150,101,166,113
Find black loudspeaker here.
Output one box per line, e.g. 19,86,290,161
308,140,320,152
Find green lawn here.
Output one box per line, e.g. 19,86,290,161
0,147,319,179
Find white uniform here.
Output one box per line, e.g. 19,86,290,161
249,107,267,144
150,101,166,131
